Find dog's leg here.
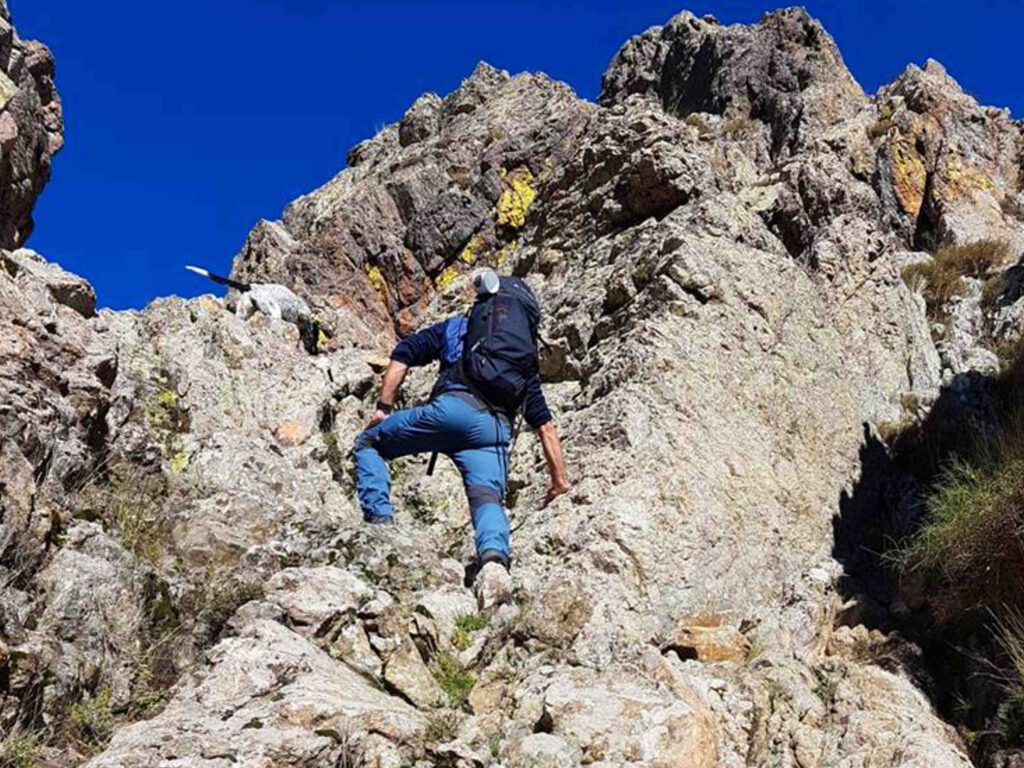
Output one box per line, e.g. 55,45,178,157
238,293,255,319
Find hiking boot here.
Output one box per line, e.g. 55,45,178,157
365,514,396,526
475,561,512,610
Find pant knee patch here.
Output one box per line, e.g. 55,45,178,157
466,485,502,511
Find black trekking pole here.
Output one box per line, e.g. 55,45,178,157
426,452,439,476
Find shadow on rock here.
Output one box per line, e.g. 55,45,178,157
831,367,1019,755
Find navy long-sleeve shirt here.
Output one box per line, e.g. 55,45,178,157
391,317,552,429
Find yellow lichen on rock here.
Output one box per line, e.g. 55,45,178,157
941,153,995,199
889,130,927,217
495,243,515,269
199,296,220,314
497,167,537,228
435,265,460,289
459,235,485,265
366,265,387,295
539,156,555,182
155,389,178,408
169,451,189,474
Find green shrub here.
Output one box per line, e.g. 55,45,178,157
431,653,475,709
452,613,488,651
70,687,116,750
902,239,1011,316
0,731,42,768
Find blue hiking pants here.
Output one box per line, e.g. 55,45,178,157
353,393,511,560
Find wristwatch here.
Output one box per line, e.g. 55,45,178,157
375,400,393,415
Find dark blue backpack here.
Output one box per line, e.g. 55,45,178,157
459,277,541,412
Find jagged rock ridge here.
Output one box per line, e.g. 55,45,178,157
3,4,1024,767
0,1,62,250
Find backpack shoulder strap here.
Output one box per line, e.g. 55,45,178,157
441,316,468,365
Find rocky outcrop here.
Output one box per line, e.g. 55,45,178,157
0,3,62,249
7,4,1024,767
600,9,865,158
874,59,1024,251
230,63,591,342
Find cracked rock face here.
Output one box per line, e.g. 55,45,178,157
6,4,1024,767
230,63,591,343
0,4,62,250
600,9,866,158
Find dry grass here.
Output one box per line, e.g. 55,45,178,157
75,469,170,566
684,114,711,136
720,116,756,136
902,239,1011,316
424,711,461,744
867,117,894,139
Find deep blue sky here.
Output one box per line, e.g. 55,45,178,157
11,0,1024,309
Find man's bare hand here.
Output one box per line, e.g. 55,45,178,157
544,479,570,507
367,409,389,429
538,421,569,508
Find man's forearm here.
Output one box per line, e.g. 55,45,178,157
538,421,569,491
379,360,409,406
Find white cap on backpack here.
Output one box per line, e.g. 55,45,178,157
472,268,500,296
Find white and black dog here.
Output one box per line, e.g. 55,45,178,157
186,266,320,354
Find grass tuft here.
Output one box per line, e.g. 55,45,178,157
684,114,711,136
452,613,488,651
892,382,1024,623
901,239,1010,316
867,117,894,139
720,116,756,136
431,653,475,709
424,711,461,744
0,730,42,768
993,609,1024,743
69,687,116,752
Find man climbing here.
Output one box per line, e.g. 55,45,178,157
353,269,569,607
